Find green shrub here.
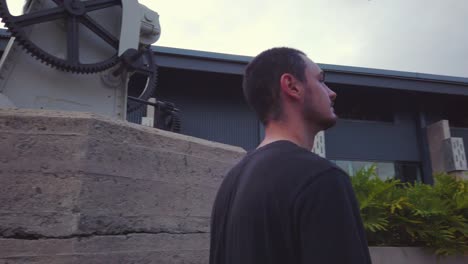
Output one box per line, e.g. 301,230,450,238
351,165,468,256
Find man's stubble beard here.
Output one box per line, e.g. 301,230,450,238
302,92,337,131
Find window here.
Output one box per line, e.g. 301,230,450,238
395,162,421,183
332,160,421,183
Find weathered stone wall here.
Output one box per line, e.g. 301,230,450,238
0,109,245,264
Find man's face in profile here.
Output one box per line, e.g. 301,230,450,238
300,56,337,130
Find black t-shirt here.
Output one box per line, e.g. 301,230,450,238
210,140,372,264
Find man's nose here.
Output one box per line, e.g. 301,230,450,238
327,86,337,101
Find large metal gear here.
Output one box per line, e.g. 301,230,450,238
0,0,122,73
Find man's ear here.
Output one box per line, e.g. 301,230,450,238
280,73,301,100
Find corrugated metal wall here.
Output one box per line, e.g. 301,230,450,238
159,97,259,150
325,86,421,162
126,105,145,124
325,115,421,162
155,67,260,151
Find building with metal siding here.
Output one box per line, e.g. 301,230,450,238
150,46,468,183
155,67,259,150
1,32,467,183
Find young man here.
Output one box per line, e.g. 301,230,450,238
210,48,372,264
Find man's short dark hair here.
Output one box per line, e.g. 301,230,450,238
243,47,307,124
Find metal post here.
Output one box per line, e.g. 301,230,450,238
416,110,434,184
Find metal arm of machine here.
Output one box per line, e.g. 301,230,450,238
119,1,160,55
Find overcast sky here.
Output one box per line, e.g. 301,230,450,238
2,0,468,77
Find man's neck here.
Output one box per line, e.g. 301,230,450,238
258,120,320,151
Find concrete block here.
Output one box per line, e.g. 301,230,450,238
85,117,245,162
74,233,209,254
0,212,80,238
427,120,451,173
82,138,232,187
77,214,210,235
443,137,467,171
0,234,209,263
72,250,208,264
427,120,468,175
0,108,246,263
0,238,73,258
0,133,87,172
76,174,215,218
0,171,82,213
0,250,207,264
0,255,77,264
0,109,93,135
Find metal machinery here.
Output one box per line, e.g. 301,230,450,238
0,0,180,132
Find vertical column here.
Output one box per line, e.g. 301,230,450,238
312,131,326,158
427,120,467,179
416,110,434,184
141,97,156,127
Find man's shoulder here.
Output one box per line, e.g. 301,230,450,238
232,140,342,180
280,145,338,174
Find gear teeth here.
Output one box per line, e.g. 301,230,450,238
0,0,121,74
